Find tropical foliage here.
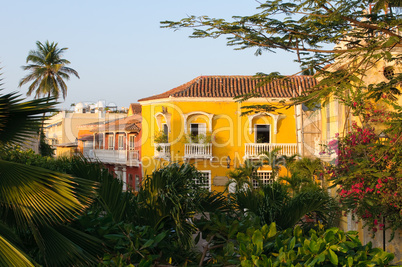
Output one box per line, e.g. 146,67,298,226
232,182,340,231
236,222,394,266
226,160,259,192
0,90,98,266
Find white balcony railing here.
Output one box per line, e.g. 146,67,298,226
154,143,171,159
244,143,297,158
84,149,140,167
184,143,212,159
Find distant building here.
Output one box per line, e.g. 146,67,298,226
78,113,142,191
44,102,126,157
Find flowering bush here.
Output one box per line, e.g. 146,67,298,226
327,106,402,237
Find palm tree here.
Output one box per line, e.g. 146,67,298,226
279,172,318,196
291,157,325,187
232,182,340,230
19,40,79,101
19,41,79,155
258,147,283,179
226,160,260,192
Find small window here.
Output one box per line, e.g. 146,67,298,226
196,171,211,191
118,135,124,150
253,171,273,188
255,125,270,143
129,135,135,150
108,135,114,150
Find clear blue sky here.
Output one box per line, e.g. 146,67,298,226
1,0,301,110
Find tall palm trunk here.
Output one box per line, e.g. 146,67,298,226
38,92,51,153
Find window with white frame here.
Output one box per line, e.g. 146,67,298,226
255,124,270,143
253,170,273,188
118,135,124,150
196,170,211,191
129,135,135,150
108,135,114,150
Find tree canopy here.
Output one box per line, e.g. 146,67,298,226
162,0,401,110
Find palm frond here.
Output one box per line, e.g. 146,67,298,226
0,92,56,145
68,156,130,222
0,236,34,267
0,160,97,227
30,225,103,266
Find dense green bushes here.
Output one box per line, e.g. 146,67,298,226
2,149,396,266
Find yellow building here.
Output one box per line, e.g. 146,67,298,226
138,75,317,192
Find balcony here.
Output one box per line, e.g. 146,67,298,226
184,143,212,159
154,143,171,159
244,143,297,159
85,149,140,167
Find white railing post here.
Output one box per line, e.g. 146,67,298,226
244,143,297,158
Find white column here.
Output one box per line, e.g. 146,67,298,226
113,132,116,150
122,167,127,191
102,132,105,149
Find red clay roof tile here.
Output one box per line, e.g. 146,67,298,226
138,75,316,102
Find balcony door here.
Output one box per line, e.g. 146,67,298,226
255,124,270,143
108,135,114,150
190,123,206,137
118,135,124,150
163,123,169,142
129,135,135,150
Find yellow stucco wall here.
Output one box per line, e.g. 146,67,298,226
140,99,297,191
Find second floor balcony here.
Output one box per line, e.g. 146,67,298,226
85,149,140,167
184,143,212,159
154,143,171,159
244,143,297,159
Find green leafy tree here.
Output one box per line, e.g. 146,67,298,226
19,40,79,101
162,0,401,111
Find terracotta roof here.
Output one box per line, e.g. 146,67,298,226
128,103,141,115
78,135,94,141
91,115,142,133
138,75,317,102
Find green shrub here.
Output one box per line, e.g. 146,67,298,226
237,223,395,267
